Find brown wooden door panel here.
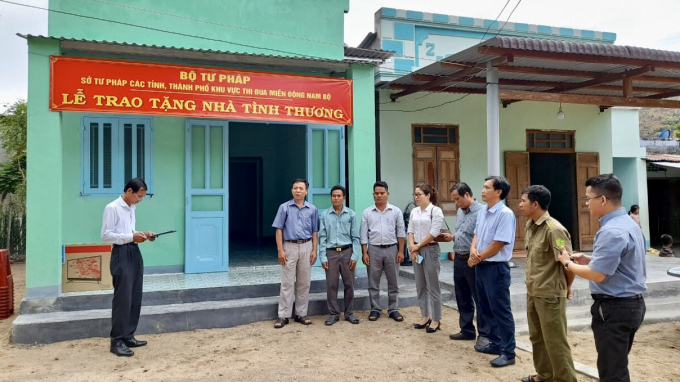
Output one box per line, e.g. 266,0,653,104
505,151,530,250
437,146,459,214
413,146,436,189
576,153,600,251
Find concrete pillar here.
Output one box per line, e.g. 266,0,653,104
26,38,63,298
486,64,500,176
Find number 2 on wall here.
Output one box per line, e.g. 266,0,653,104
425,43,435,56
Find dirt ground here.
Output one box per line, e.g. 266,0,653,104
1,263,678,382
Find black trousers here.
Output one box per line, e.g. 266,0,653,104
591,295,646,382
110,243,144,343
453,254,488,338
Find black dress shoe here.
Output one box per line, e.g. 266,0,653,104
426,322,441,333
344,314,360,324
474,344,501,355
110,342,134,357
325,316,340,326
124,338,147,348
413,319,431,329
490,355,516,367
449,332,476,340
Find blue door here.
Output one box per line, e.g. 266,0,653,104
185,120,229,273
307,124,345,266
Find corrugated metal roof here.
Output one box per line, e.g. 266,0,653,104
384,36,680,99
494,37,680,63
344,45,393,60
20,35,388,71
646,154,680,163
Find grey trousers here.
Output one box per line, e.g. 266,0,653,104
325,248,355,317
278,241,312,318
367,244,400,313
413,244,442,321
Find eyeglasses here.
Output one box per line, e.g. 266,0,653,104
585,195,603,204
134,193,145,202
413,193,424,197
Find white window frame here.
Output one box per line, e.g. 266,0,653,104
82,116,153,196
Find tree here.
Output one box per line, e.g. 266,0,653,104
676,123,680,139
0,100,27,204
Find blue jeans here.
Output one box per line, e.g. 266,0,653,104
475,261,516,358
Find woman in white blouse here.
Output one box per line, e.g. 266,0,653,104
407,184,444,333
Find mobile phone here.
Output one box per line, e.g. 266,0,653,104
416,254,424,264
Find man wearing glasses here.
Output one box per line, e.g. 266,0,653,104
557,174,646,382
101,178,155,357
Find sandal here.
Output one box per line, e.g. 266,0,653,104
274,317,289,329
389,311,404,322
294,315,312,325
368,311,380,321
520,375,544,382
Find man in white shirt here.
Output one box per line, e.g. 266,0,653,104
101,178,155,357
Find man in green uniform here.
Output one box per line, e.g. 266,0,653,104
518,185,576,382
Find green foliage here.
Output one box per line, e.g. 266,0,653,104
676,123,680,139
0,100,27,206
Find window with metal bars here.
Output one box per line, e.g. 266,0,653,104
82,116,153,195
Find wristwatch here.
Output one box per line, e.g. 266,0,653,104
564,260,573,271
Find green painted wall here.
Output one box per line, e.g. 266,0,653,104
347,65,377,214
48,0,348,60
60,113,187,268
26,39,63,297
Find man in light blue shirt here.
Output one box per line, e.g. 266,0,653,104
319,185,361,326
469,176,517,368
557,174,646,382
271,179,319,329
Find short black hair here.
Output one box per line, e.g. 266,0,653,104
330,185,346,197
292,178,309,190
661,234,673,246
522,185,551,210
585,174,622,203
373,181,389,192
484,176,511,200
450,182,472,197
124,178,147,193
629,204,640,214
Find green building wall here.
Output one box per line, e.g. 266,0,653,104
48,0,349,60
25,0,375,298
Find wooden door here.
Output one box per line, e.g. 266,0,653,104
436,146,459,215
505,152,530,250
413,146,437,187
576,153,600,250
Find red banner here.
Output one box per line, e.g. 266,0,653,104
50,56,353,125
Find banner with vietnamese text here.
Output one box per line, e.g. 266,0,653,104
50,56,353,125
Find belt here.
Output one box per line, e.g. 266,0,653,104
285,238,311,244
328,244,352,252
114,242,138,247
592,294,643,301
455,252,470,259
415,242,438,247
373,243,397,248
